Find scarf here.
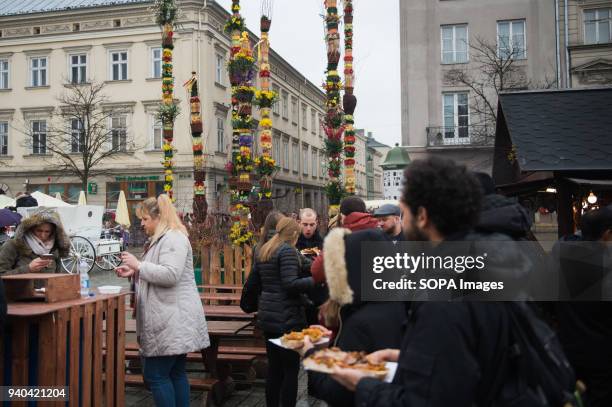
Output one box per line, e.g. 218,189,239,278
24,232,54,256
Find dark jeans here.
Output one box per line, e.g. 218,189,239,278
265,332,301,407
142,354,190,407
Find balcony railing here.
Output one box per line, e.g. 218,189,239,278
426,126,495,147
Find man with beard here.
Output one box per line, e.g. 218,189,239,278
373,204,404,242
329,157,565,407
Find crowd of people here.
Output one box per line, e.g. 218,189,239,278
243,157,612,407
0,157,610,407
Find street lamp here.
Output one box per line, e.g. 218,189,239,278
587,191,598,205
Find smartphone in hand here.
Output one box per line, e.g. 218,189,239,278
39,254,54,260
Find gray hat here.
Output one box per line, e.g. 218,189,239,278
373,204,401,217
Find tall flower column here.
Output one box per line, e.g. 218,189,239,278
342,0,357,195
225,3,256,246
254,15,277,207
154,0,179,200
322,0,345,214
184,72,207,222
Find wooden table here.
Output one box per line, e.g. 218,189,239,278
201,292,242,303
204,304,254,320
1,290,130,407
200,284,243,292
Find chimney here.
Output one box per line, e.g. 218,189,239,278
367,132,373,138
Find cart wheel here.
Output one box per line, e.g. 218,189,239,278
95,252,122,271
61,236,96,274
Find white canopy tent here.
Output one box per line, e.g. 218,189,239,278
0,195,16,208
30,191,74,207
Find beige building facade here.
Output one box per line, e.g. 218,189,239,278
399,0,562,173
557,0,612,87
0,0,335,219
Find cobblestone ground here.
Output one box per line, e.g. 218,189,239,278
89,249,327,407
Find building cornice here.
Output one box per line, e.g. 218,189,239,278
20,106,55,116
103,42,134,49
62,45,93,53
0,109,15,120
0,52,14,58
23,48,53,56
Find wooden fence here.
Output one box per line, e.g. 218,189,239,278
200,244,253,286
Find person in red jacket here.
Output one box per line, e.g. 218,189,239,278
310,196,378,284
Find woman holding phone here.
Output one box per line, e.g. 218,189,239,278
115,194,209,407
0,209,71,276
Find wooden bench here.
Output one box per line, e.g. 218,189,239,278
201,292,242,304
219,345,267,356
121,349,256,365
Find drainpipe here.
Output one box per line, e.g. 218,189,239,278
564,0,570,87
555,0,561,87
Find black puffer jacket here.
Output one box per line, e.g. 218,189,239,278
476,194,532,239
255,243,314,335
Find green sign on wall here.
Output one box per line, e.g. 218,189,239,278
115,176,160,182
87,182,98,195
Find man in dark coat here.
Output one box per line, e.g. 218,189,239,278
304,227,406,407
330,157,534,407
296,208,324,252
553,206,612,407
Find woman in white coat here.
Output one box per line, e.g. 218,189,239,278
116,194,209,406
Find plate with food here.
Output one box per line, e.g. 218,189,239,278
303,348,397,382
270,326,331,349
300,247,321,257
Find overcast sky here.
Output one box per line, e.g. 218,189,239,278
215,0,401,147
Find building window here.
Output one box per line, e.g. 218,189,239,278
73,23,80,32
319,151,324,177
311,148,318,177
216,117,225,152
32,120,47,155
70,54,87,84
497,20,526,59
110,115,127,151
282,91,289,118
282,139,289,169
291,97,298,124
151,48,162,78
311,110,316,132
302,145,309,175
584,8,612,44
441,24,468,64
0,122,7,155
273,134,281,163
110,51,128,81
215,53,224,84
292,142,299,172
151,115,162,150
0,59,8,89
33,27,41,35
302,104,308,130
30,57,48,87
272,85,280,115
443,92,469,140
71,118,85,153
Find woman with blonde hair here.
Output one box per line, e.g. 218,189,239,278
116,194,209,407
255,216,314,407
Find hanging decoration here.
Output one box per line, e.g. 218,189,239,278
342,0,357,195
226,1,257,246
254,2,277,202
153,0,179,200
184,72,208,223
322,0,346,214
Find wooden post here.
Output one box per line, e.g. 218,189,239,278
556,175,574,238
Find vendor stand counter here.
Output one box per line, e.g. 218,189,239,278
1,290,130,407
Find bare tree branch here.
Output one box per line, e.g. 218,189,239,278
444,36,557,131
20,82,145,195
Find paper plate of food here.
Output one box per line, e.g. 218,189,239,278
270,326,330,349
303,348,397,382
300,247,321,257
